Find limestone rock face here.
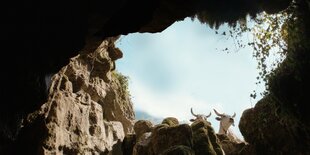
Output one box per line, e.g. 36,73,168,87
122,134,136,155
15,39,134,154
130,118,224,155
134,120,153,140
239,96,309,154
151,124,193,155
132,132,152,155
132,120,153,155
191,120,223,155
216,134,251,155
161,117,179,126
43,92,125,154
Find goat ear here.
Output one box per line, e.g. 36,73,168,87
215,117,221,121
190,119,195,122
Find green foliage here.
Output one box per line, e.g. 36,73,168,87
251,9,292,75
208,2,297,99
250,2,303,99
250,11,289,98
112,71,130,97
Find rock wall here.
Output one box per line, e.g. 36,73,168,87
13,39,134,154
1,0,293,128
1,0,299,154
239,95,310,154
216,134,252,155
130,118,224,155
239,1,310,154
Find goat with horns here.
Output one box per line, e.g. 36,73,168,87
214,109,236,135
190,107,211,122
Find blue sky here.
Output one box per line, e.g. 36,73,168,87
115,17,266,139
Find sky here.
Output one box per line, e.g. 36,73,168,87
115,17,266,139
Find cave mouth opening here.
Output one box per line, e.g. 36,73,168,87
113,17,281,139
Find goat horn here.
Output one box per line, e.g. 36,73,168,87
232,112,236,118
213,109,224,117
191,108,198,117
206,112,211,118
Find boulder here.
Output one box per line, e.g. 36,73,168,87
133,132,152,155
122,134,136,155
191,120,224,155
217,134,251,155
134,120,153,140
162,117,179,126
151,124,193,155
239,95,309,154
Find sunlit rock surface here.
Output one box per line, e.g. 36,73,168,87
134,120,153,140
191,120,223,155
129,119,226,155
14,39,134,154
216,134,253,155
161,117,179,126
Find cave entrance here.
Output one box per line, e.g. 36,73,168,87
115,17,271,138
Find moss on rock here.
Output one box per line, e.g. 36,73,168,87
162,117,179,126
191,120,223,155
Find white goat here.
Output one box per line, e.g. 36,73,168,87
214,109,242,143
190,107,211,122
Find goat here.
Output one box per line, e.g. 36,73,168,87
214,109,242,143
190,107,211,122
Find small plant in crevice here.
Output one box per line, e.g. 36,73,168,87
112,71,131,98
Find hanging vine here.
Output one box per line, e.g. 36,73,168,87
198,4,294,99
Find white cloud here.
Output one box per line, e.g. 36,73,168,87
115,17,267,141
128,78,246,139
129,78,223,127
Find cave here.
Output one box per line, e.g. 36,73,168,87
1,0,309,154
